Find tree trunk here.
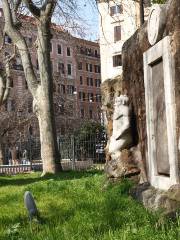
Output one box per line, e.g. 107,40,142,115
0,142,4,165
36,19,62,174
140,0,145,26
37,97,61,174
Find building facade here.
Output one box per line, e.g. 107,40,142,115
98,0,151,82
0,10,101,144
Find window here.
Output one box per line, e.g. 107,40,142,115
79,92,86,101
5,34,12,44
80,108,84,118
50,42,52,52
10,78,13,88
95,50,98,57
90,64,93,72
113,54,122,67
96,94,101,102
95,79,101,87
94,65,101,73
110,4,123,16
60,104,65,114
89,109,93,119
67,47,71,56
57,44,61,54
58,62,65,74
114,26,121,42
80,76,83,85
88,93,94,102
86,48,92,56
90,78,93,86
78,62,83,70
67,85,75,95
87,77,89,86
67,64,72,75
59,84,65,94
86,63,93,72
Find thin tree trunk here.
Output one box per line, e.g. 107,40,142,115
0,142,4,165
140,0,145,26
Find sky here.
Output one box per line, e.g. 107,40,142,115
77,0,99,41
0,0,99,41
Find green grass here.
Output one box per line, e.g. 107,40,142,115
0,171,179,240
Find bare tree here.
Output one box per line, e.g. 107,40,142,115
1,0,63,174
0,49,16,164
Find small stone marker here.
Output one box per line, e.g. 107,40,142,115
24,191,38,220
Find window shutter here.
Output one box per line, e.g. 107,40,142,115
114,26,121,42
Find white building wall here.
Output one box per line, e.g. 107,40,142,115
98,0,139,82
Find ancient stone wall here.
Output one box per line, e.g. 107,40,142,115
101,0,180,184
122,0,180,178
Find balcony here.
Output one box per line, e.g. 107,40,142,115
77,47,100,59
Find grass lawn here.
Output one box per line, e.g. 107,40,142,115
0,171,179,240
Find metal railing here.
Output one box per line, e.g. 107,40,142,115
1,133,107,173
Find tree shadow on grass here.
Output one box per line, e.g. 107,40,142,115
0,170,103,187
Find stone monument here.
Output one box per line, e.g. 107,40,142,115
105,95,139,178
144,4,179,190
120,0,180,213
109,95,132,160
24,191,39,221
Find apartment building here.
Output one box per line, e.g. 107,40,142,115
98,0,151,82
0,9,101,141
75,38,101,122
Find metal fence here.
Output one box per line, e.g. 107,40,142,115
2,133,107,171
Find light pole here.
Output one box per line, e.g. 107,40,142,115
28,125,33,169
73,90,78,121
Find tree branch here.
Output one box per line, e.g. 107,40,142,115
42,0,57,18
2,0,38,97
23,0,41,18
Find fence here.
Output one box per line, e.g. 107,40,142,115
1,132,107,172
0,163,42,175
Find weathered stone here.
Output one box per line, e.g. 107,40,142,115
102,76,140,178
109,95,133,159
105,149,139,178
130,182,150,202
166,185,180,202
131,184,180,215
24,191,39,220
122,0,180,189
147,4,167,45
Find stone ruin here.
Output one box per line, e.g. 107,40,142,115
101,0,180,213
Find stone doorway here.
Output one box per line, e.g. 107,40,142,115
143,36,179,190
